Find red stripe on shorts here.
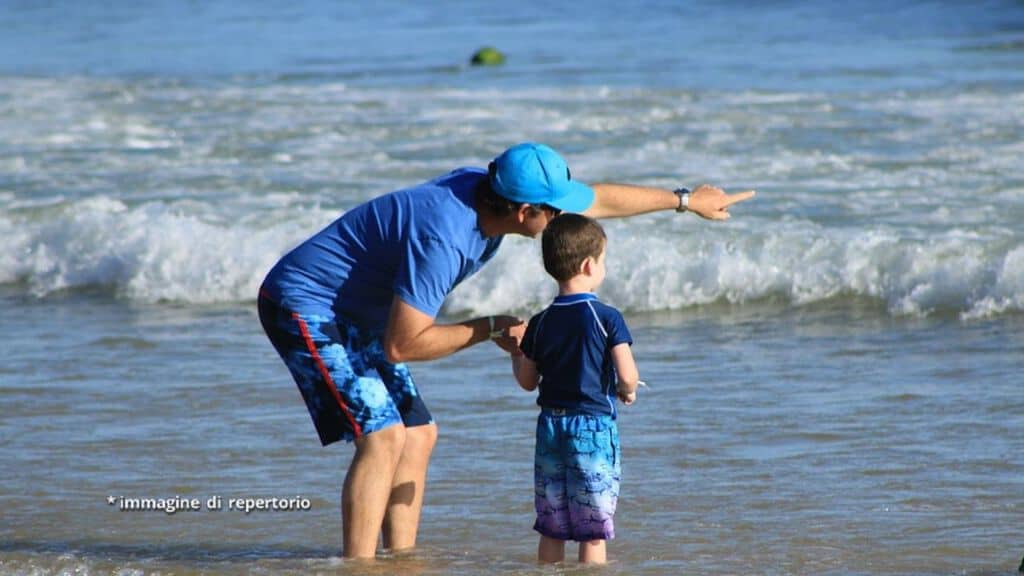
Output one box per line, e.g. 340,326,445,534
292,312,363,438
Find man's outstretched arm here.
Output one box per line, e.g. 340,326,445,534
584,182,755,220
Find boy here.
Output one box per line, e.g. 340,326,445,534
512,213,640,564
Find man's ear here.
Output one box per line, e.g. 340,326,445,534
515,204,533,224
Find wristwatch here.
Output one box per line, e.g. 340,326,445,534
674,187,690,213
488,315,503,339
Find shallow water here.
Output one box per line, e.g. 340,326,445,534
1,293,1021,574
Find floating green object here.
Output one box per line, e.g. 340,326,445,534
470,46,505,66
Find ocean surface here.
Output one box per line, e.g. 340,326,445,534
1,1,1022,574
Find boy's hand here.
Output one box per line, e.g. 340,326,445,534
617,390,636,406
489,315,525,355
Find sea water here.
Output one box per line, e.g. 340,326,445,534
1,1,1022,574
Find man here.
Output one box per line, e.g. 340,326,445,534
257,142,754,559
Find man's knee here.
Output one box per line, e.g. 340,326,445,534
356,423,407,464
405,423,438,454
409,420,438,446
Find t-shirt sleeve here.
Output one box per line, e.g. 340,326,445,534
605,308,633,347
393,234,462,318
520,313,540,360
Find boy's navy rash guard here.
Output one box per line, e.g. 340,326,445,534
520,293,633,417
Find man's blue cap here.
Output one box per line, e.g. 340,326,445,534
490,143,595,213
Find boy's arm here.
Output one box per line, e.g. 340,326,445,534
512,354,540,392
611,343,639,404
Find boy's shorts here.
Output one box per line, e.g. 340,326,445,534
258,293,433,446
534,409,620,542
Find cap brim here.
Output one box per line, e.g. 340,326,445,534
547,180,595,213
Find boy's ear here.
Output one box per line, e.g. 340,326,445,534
580,256,595,276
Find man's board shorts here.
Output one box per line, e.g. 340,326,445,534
534,409,620,542
258,291,433,446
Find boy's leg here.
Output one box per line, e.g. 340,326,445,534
534,413,570,563
564,415,619,552
343,423,407,558
578,540,607,564
382,422,438,551
538,535,566,563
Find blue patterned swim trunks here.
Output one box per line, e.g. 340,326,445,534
258,293,432,446
534,410,620,542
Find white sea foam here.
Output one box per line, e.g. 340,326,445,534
448,217,1024,320
1,196,1021,320
0,197,332,304
2,78,1022,319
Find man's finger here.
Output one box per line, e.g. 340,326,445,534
721,190,756,207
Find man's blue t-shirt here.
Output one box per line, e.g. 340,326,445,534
261,167,503,329
519,293,633,417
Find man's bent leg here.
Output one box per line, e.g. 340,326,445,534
342,423,407,559
381,422,437,551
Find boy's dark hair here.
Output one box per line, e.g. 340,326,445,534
542,213,606,282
